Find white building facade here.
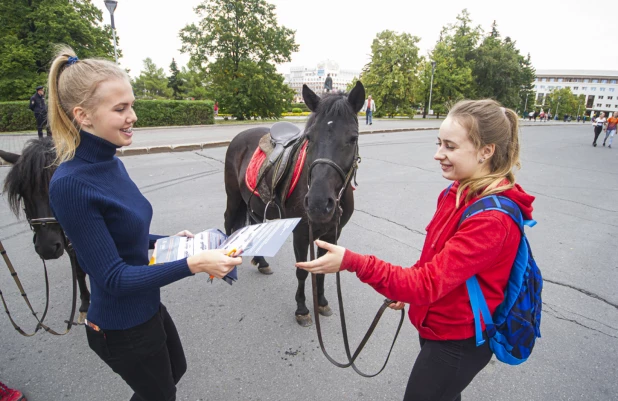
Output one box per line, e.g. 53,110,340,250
284,60,361,102
533,70,618,117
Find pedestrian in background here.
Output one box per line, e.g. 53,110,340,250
214,101,219,117
298,99,534,401
603,111,617,148
362,95,376,125
592,112,607,147
324,73,333,93
29,85,51,138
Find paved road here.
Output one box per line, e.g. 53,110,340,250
1,124,616,400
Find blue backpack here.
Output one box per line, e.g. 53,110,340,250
454,190,543,365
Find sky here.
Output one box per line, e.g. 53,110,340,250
97,0,617,78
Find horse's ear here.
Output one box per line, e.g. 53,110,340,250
0,150,20,165
302,84,320,112
348,81,365,113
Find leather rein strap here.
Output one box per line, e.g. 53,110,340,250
0,218,78,337
307,143,405,377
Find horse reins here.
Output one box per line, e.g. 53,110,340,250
0,217,79,336
307,142,405,377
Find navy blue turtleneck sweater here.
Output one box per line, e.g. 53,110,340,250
49,131,192,330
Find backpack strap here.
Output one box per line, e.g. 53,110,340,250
466,276,495,346
441,183,454,201
459,194,537,346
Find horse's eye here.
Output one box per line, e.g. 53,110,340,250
350,136,358,144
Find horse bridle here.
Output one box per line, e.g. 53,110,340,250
306,142,405,377
0,214,79,336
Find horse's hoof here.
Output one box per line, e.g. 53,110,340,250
318,305,333,317
77,312,87,324
258,266,273,275
296,314,313,327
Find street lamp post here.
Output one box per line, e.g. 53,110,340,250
428,61,436,118
104,0,118,64
555,96,561,120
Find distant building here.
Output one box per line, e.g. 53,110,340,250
533,70,618,117
284,60,361,102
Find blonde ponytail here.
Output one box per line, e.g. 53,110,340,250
47,45,129,165
48,47,80,164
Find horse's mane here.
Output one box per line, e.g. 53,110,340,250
305,91,359,135
3,138,56,217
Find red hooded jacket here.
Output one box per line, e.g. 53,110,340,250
341,181,535,341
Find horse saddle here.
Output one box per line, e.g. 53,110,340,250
267,122,303,163
256,122,305,207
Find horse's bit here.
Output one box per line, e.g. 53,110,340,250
307,141,405,377
0,215,79,336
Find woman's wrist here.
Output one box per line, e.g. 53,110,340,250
187,255,200,274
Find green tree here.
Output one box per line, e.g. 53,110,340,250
0,0,118,101
427,41,474,118
425,9,481,117
518,53,536,115
168,58,184,99
179,0,298,119
178,61,210,100
360,30,422,118
546,88,584,118
472,21,535,109
133,58,173,99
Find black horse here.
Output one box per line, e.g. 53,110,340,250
2,138,90,322
224,82,365,326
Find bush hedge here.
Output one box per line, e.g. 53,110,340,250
0,101,33,132
133,100,214,128
287,102,309,112
0,100,215,132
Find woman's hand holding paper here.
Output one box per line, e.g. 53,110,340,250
187,249,242,277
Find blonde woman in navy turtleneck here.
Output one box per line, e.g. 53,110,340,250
47,47,241,401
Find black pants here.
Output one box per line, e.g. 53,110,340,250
86,304,187,401
403,334,493,401
34,112,51,138
593,125,603,145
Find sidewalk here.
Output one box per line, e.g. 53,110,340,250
0,118,573,162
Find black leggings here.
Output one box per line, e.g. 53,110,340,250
86,304,187,401
403,334,493,401
593,125,603,144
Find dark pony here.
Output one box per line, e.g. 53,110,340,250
2,138,90,319
224,82,365,326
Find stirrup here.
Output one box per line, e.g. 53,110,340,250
263,200,282,221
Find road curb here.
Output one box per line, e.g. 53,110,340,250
114,127,439,157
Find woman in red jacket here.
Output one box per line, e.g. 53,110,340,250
297,99,535,401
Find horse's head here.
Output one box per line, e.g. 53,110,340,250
302,81,365,225
2,138,65,260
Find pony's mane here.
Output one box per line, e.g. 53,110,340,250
3,138,56,217
305,91,359,134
